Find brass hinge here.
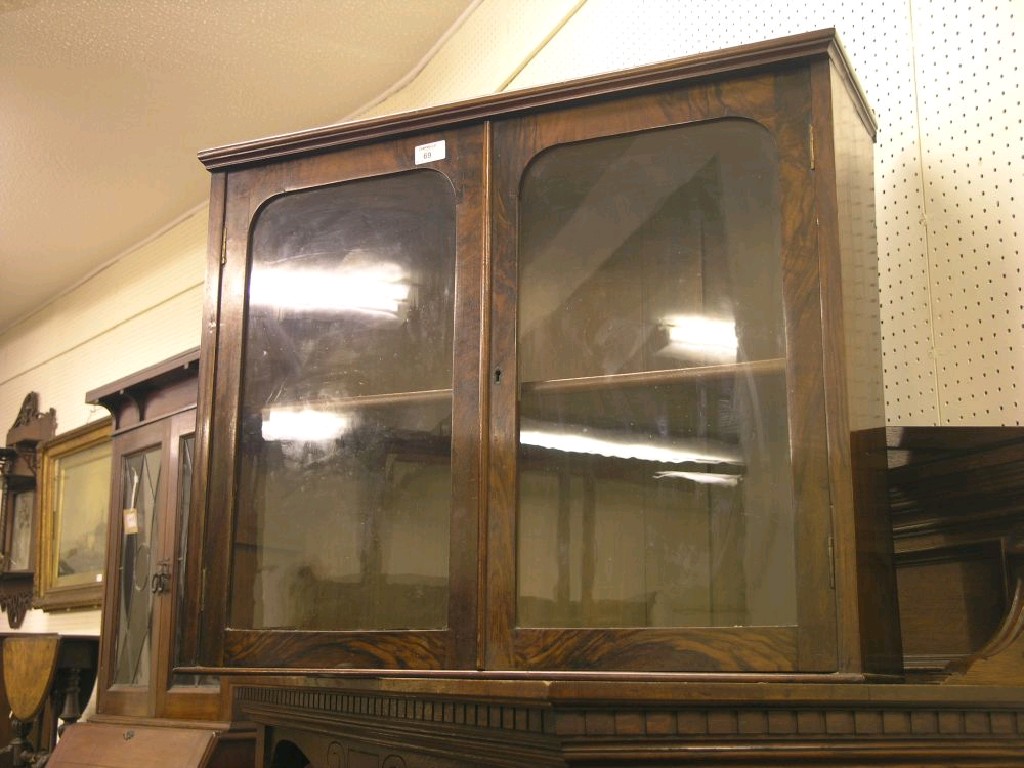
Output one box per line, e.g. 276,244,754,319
827,536,836,589
809,123,816,170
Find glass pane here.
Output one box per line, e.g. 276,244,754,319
172,434,215,688
8,490,34,571
233,170,456,632
53,443,110,588
114,446,162,686
516,119,797,629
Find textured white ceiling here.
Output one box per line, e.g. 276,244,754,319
0,0,478,333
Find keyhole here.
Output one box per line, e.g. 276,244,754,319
494,368,502,384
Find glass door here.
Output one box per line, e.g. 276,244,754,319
112,441,162,693
232,170,457,635
160,414,219,720
488,76,834,672
204,125,486,670
515,119,795,631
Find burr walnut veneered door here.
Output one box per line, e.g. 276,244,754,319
203,126,487,671
487,75,841,673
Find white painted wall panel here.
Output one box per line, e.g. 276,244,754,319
0,209,206,435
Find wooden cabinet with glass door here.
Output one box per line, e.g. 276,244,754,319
489,116,813,673
191,125,487,674
187,30,900,685
175,30,1024,768
75,350,254,768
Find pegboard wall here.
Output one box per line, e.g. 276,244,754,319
503,0,1022,426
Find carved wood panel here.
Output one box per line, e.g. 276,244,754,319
242,683,1024,767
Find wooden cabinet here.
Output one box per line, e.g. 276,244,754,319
87,350,215,719
61,351,254,768
179,29,1024,768
194,25,901,682
187,29,898,681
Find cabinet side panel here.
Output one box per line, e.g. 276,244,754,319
830,67,885,436
715,67,837,672
834,59,902,675
815,59,902,675
183,171,227,668
200,168,254,664
836,55,903,673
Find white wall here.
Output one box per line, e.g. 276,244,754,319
0,0,1019,636
0,207,207,634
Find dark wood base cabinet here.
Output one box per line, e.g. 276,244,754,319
239,678,1024,767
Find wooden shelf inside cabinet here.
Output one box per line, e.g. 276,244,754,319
521,358,786,396
260,387,453,411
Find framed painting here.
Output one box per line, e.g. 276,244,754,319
36,418,112,611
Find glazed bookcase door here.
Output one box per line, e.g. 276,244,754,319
160,418,220,720
100,422,165,716
487,68,838,673
199,125,486,671
99,410,217,718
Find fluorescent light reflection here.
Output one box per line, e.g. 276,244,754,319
660,314,737,362
654,470,741,487
262,408,351,442
249,258,412,316
519,419,741,466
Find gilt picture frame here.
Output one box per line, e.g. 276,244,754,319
36,418,112,611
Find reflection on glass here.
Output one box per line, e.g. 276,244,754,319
114,446,162,686
516,119,797,629
8,491,34,571
172,434,215,688
660,314,738,363
232,170,456,632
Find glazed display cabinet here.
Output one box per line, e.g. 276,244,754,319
48,351,254,768
178,29,1024,767
187,28,897,680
